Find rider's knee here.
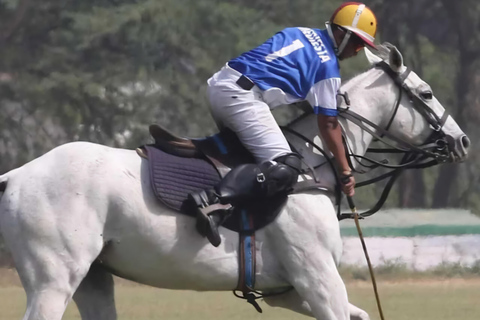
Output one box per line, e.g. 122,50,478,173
273,153,302,172
259,153,302,196
214,153,302,203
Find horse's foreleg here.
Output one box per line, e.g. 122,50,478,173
269,196,350,320
285,255,349,320
264,290,370,320
348,303,370,320
269,228,349,320
263,289,313,316
73,263,117,320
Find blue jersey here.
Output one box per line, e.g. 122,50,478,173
229,28,341,116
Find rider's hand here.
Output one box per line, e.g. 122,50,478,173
340,171,355,197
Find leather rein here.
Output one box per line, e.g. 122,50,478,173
285,61,453,220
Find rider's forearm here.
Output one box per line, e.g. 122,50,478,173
317,115,351,174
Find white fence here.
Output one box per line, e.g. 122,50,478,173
339,209,480,270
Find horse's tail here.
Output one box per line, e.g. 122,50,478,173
0,168,19,196
0,174,7,245
0,168,21,195
0,174,7,193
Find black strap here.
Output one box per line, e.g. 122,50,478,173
338,155,407,220
236,75,255,90
281,126,343,216
377,61,448,132
338,107,449,161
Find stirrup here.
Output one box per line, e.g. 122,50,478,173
188,190,232,246
196,204,232,247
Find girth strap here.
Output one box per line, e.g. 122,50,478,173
234,210,262,312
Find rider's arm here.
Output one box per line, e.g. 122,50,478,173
306,76,354,195
317,114,355,196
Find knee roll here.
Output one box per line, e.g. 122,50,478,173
260,153,302,196
215,153,302,204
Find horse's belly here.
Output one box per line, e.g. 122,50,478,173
95,211,232,289
98,212,286,291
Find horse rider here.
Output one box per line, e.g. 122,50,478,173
189,2,378,247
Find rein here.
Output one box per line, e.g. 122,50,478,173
283,61,452,220
283,125,407,220
339,61,451,164
337,61,453,218
338,104,449,163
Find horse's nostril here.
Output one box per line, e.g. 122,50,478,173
461,135,471,150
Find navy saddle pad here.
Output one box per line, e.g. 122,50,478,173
144,145,287,232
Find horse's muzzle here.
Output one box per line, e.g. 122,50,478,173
447,134,470,162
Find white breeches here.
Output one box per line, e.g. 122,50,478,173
207,65,292,163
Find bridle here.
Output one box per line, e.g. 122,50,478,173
339,61,451,166
283,60,454,220
335,61,453,219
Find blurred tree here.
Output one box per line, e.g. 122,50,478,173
365,0,480,211
0,0,281,170
432,0,480,208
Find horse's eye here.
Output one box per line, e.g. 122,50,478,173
420,91,433,100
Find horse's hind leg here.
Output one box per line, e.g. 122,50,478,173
11,244,102,320
73,264,117,320
14,249,94,320
0,196,105,319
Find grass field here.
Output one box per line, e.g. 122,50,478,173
1,268,480,320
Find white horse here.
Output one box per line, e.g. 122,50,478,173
0,45,469,320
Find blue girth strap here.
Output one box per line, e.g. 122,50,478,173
239,210,255,289
234,210,262,312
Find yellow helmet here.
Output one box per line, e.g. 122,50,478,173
330,2,377,49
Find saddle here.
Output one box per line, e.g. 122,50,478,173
138,124,303,310
138,124,288,234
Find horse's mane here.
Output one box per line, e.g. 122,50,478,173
373,43,394,61
285,107,313,128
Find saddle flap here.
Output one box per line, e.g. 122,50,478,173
144,145,221,210
142,146,287,233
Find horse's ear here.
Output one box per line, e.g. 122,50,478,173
364,47,382,65
365,42,405,73
388,45,404,73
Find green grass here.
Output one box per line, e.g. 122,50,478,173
1,269,480,320
348,280,480,320
1,280,480,320
0,285,311,320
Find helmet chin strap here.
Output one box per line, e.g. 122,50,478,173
326,22,352,58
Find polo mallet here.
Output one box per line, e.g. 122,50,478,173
347,196,386,320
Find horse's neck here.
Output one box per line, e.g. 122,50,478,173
286,68,395,186
338,69,392,160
